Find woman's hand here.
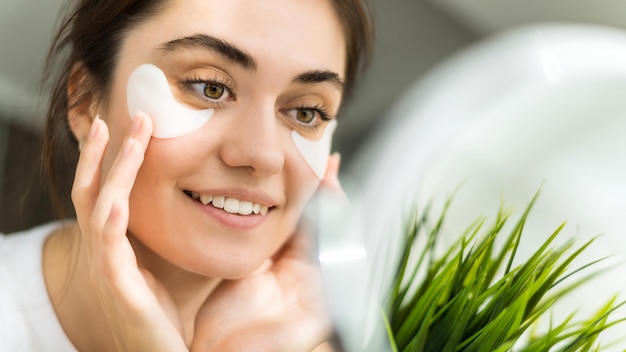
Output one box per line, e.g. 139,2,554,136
73,113,342,352
190,154,344,352
71,112,188,351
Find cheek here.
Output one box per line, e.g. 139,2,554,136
125,140,194,253
285,148,324,214
132,138,194,192
127,142,180,222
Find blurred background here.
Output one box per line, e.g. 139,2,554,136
1,0,625,232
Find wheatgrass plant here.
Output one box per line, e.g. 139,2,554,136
384,191,626,352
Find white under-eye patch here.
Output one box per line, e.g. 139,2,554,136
127,64,214,138
127,64,334,177
292,120,337,179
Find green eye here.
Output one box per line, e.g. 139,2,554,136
296,109,316,124
203,83,225,99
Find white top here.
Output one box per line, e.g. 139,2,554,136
0,222,77,351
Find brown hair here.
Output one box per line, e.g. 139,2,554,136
43,0,374,218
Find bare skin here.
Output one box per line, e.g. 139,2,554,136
42,1,348,349
43,112,343,351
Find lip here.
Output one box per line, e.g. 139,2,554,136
182,188,278,230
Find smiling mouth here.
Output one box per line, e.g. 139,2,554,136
183,190,270,216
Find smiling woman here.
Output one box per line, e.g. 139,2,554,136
0,0,373,351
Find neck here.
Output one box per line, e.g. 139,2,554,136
44,222,220,351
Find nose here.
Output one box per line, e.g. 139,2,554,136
218,101,285,176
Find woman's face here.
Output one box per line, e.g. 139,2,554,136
98,0,346,278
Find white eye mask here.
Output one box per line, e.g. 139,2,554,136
127,64,213,138
126,63,336,179
292,120,337,179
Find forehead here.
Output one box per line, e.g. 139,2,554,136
120,0,346,77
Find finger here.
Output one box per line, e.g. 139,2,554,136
250,259,274,276
97,200,130,278
90,111,152,234
72,116,109,245
319,152,347,201
273,221,318,266
318,153,348,203
89,112,152,301
99,199,144,300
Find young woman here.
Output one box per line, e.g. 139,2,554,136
0,0,373,350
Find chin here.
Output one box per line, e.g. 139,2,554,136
188,254,270,280
162,237,275,279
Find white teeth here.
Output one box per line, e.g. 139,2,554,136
189,191,270,216
238,201,253,215
223,197,240,214
212,196,225,209
200,194,212,205
223,198,254,215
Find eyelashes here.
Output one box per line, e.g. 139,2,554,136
298,103,333,122
180,75,235,106
289,103,335,133
178,74,336,133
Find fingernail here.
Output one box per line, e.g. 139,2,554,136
87,115,100,141
130,112,143,134
331,152,341,166
328,152,341,176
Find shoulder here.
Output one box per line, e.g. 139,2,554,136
0,222,61,251
0,222,65,272
0,221,77,352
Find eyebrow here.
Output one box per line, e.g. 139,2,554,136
157,34,257,71
157,34,344,91
293,70,344,91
